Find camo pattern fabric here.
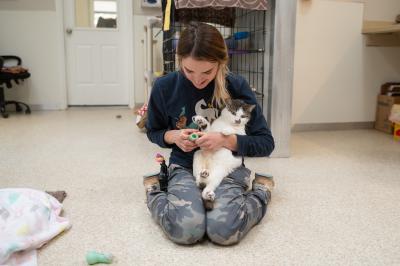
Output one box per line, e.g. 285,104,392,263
146,164,271,245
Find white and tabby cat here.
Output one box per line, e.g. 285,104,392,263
192,99,255,205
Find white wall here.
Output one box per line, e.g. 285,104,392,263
292,0,400,125
0,0,55,11
132,4,162,105
0,8,65,110
364,0,400,21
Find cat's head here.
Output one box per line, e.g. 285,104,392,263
222,99,255,126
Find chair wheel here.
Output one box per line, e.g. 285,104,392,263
16,105,23,112
1,111,9,118
25,109,31,114
1,107,8,118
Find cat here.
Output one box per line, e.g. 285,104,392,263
192,99,255,207
96,17,117,28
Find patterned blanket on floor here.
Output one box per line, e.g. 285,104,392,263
0,188,71,266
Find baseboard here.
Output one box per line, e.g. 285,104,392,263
4,104,65,111
292,122,374,132
29,104,66,111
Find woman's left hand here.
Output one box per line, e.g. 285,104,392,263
195,132,227,152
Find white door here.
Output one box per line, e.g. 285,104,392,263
64,0,130,105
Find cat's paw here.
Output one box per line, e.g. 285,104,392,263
192,115,209,130
200,169,209,178
202,188,215,202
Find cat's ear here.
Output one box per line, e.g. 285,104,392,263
245,104,256,113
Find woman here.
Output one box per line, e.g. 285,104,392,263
144,22,275,245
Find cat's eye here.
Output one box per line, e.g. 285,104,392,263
241,115,247,118
232,111,236,115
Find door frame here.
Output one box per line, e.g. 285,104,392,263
56,0,135,109
265,0,297,158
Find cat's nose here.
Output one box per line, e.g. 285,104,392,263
235,119,241,124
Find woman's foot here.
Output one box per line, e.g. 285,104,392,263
253,173,275,192
143,173,160,192
143,174,161,203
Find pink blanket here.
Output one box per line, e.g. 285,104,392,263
0,188,71,266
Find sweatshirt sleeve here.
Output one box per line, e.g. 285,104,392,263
145,81,173,149
234,78,275,157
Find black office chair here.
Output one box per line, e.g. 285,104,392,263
0,55,31,118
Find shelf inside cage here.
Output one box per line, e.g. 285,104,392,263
228,49,265,55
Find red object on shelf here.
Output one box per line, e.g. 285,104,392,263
394,123,400,141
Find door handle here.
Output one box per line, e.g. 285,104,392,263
66,28,73,34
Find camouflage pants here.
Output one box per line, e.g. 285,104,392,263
146,164,271,245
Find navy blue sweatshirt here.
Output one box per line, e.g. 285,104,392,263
146,71,275,169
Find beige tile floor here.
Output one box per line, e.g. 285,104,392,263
1,108,399,266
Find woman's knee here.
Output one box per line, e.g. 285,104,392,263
163,214,206,245
206,212,243,246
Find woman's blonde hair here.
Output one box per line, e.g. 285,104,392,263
177,22,230,108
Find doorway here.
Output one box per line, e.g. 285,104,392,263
63,0,134,106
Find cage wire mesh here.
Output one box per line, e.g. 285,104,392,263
162,7,268,109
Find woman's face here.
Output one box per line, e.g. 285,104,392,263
181,57,219,89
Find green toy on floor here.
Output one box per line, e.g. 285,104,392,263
86,251,113,265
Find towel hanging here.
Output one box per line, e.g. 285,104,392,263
174,0,268,11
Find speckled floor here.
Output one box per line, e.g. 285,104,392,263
1,108,399,266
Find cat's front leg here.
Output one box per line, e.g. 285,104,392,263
192,115,210,132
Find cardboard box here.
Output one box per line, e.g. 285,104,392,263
381,82,400,95
375,95,400,133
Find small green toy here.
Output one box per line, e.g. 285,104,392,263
86,251,113,265
189,133,199,141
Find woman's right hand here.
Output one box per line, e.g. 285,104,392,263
165,129,199,152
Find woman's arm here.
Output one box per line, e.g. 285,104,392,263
146,81,173,148
235,103,275,157
146,80,200,152
195,132,238,152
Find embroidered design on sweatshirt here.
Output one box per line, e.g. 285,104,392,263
175,107,187,129
175,99,219,129
195,99,218,123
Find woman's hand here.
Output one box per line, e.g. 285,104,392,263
195,132,235,152
165,129,199,152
